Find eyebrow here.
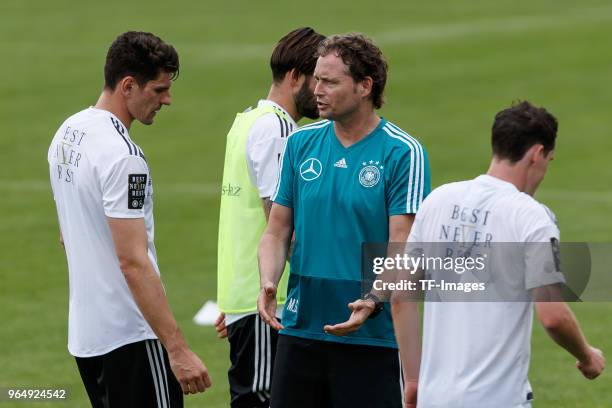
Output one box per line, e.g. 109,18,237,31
316,75,339,82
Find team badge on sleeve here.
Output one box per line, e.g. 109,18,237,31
128,174,147,209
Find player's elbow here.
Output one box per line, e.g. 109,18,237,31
116,253,148,279
390,295,417,315
538,309,571,331
390,293,402,310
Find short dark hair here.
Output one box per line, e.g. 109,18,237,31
270,27,325,83
491,101,558,162
317,33,388,109
104,31,179,90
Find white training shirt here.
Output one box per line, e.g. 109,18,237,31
409,175,564,408
245,100,297,198
48,107,157,357
226,100,295,327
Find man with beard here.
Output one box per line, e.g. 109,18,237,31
215,27,325,408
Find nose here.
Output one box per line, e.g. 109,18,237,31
314,81,323,98
162,91,172,106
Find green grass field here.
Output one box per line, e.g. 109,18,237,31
1,0,611,406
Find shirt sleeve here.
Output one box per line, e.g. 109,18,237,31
407,209,423,244
404,198,428,261
521,204,565,290
101,155,149,218
272,134,295,208
246,114,288,198
387,145,431,216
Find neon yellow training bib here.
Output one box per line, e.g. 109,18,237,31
217,104,289,313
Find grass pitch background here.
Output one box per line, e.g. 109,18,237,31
1,0,611,406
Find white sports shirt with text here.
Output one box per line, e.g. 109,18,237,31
48,107,157,357
409,175,564,408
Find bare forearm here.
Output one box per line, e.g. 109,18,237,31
122,261,186,353
539,303,590,362
258,231,289,287
391,300,421,381
372,215,414,301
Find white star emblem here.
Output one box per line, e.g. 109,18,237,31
369,160,373,164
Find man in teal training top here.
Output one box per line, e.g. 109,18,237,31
258,33,431,408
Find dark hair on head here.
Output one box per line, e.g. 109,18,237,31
317,33,388,109
104,31,179,90
491,101,558,162
270,27,325,83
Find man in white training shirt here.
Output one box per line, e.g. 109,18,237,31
48,31,211,407
214,27,325,408
392,101,604,408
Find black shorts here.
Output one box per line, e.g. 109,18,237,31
227,314,279,408
75,339,183,408
271,334,403,408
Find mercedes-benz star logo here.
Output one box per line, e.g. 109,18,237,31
299,158,323,181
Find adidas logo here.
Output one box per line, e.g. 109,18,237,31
334,158,348,168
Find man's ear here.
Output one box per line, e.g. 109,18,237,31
287,68,306,91
358,76,373,99
527,144,546,164
289,68,301,83
119,76,137,96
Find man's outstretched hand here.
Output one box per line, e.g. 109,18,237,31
323,299,375,336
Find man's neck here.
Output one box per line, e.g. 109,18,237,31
334,106,380,148
486,159,529,194
267,84,300,122
95,90,134,130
